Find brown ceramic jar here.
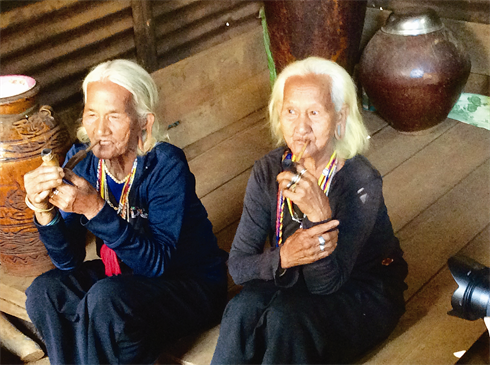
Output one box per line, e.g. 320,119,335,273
0,76,71,276
359,8,471,133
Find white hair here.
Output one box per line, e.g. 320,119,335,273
77,59,166,154
268,57,369,159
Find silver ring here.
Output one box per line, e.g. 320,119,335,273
299,168,307,177
318,236,326,251
53,189,59,196
286,173,302,190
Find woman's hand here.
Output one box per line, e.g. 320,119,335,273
277,164,332,222
49,169,105,220
24,165,64,209
280,220,339,268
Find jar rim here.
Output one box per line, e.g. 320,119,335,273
381,8,444,36
0,75,37,99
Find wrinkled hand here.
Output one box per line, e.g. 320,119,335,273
280,220,339,268
277,163,332,222
48,169,105,220
24,165,64,210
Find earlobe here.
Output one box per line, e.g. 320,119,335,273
335,123,342,140
335,105,348,140
138,114,155,153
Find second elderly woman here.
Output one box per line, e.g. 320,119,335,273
24,59,228,365
211,57,408,364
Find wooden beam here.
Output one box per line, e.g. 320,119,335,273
131,0,158,72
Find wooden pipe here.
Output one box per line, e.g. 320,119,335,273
0,313,44,362
64,140,99,170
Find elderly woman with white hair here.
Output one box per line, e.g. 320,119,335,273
23,59,228,364
211,57,408,364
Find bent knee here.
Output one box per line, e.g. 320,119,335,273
85,277,130,314
25,269,69,317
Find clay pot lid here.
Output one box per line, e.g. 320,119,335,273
382,8,444,36
0,75,37,99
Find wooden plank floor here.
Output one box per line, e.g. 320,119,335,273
360,115,490,364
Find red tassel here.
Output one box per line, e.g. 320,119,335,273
100,244,122,276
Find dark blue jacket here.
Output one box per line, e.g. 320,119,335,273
36,142,228,278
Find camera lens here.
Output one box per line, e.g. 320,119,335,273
448,255,490,321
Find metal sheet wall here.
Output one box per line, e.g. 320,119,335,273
1,0,262,119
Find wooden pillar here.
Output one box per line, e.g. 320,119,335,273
264,0,367,75
131,0,158,72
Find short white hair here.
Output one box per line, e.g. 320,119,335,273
268,57,369,159
77,59,166,154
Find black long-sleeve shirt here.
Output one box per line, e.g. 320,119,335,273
228,147,407,295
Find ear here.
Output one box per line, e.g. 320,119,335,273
334,104,348,140
138,113,155,152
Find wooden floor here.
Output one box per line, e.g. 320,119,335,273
358,111,490,364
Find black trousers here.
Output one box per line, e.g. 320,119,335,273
26,260,227,365
211,277,405,365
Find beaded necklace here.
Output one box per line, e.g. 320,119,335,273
97,158,137,219
275,150,337,247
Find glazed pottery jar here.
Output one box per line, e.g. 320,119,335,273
0,75,71,276
359,8,471,133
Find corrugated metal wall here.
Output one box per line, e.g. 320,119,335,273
0,0,262,121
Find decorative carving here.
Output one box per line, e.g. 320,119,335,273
0,99,71,276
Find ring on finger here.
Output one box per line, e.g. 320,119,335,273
318,236,326,251
298,168,307,177
53,189,59,196
287,174,302,190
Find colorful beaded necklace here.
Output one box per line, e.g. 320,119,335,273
97,158,137,220
275,150,337,247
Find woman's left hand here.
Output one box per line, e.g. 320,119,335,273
277,164,332,222
49,169,105,220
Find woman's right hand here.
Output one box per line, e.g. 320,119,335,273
279,220,339,268
24,165,64,211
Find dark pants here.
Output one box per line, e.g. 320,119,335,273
211,277,405,365
26,260,227,365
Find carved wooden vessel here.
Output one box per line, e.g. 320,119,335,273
264,0,367,75
0,76,71,276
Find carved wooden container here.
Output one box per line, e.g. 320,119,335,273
264,0,367,75
0,76,71,276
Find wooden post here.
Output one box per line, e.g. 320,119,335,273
0,313,44,362
131,0,158,72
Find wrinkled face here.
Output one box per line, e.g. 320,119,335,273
82,80,141,160
280,74,339,162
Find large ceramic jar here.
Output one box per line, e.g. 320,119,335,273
264,0,367,75
359,8,471,133
0,75,71,276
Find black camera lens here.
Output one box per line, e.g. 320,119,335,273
448,255,490,321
